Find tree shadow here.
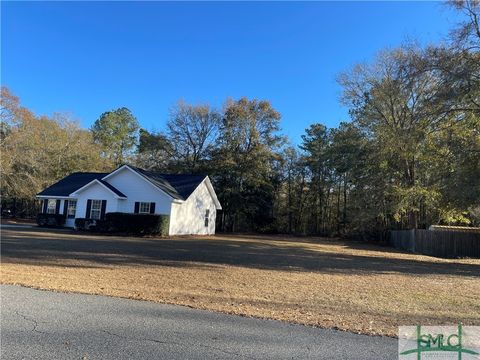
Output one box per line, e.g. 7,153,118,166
2,228,479,277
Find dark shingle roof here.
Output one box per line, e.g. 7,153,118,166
37,166,206,200
98,180,127,198
37,172,108,197
129,166,206,200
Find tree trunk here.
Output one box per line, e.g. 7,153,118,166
287,169,292,233
343,173,347,232
406,157,418,229
336,179,341,233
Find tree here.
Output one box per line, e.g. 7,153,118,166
1,87,34,146
276,146,309,234
424,112,480,224
136,128,174,170
1,87,112,200
213,97,285,232
448,0,480,50
339,46,457,228
91,107,139,166
300,123,331,234
328,122,369,233
166,101,221,172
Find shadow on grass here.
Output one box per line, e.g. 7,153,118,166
1,227,479,277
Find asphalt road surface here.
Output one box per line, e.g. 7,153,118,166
1,285,398,359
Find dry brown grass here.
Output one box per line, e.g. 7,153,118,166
1,227,479,337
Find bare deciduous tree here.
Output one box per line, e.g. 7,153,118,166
167,100,221,171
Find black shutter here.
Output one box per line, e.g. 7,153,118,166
85,199,92,219
150,202,155,214
42,200,48,214
101,200,107,219
55,200,61,214
63,200,68,216
134,202,139,214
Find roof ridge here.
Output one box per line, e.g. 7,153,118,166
126,165,207,178
97,179,127,198
124,165,207,201
141,170,206,177
149,173,206,177
69,171,108,175
37,172,110,197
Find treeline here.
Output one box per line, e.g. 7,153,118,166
0,89,112,200
1,1,479,237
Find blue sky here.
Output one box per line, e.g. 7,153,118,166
1,1,460,144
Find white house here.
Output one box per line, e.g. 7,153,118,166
36,165,222,235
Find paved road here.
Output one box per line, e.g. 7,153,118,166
1,285,397,359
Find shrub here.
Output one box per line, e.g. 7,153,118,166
105,212,170,235
75,213,170,236
75,218,99,231
37,213,66,227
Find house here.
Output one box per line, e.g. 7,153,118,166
36,165,222,235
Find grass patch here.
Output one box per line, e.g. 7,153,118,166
1,228,479,336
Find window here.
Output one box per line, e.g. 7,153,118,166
67,200,77,218
46,199,56,214
90,200,102,220
204,209,210,227
139,202,151,214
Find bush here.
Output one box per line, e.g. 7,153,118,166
37,213,66,227
74,218,100,231
105,212,170,235
75,213,170,236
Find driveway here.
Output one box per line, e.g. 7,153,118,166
1,285,397,359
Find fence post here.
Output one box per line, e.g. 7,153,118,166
410,229,416,252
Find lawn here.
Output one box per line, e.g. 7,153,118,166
1,227,479,337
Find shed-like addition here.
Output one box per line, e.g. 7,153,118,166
36,165,222,235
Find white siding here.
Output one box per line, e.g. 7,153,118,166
75,183,119,220
41,198,76,228
169,180,217,235
104,167,173,215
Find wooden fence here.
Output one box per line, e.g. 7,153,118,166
390,229,480,258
